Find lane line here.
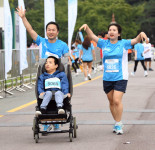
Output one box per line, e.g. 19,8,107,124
0,62,134,116
7,100,37,113
5,74,103,113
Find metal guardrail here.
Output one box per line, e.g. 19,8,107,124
0,48,39,98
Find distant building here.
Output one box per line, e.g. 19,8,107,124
110,13,116,24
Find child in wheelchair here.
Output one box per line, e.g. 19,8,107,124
36,55,71,116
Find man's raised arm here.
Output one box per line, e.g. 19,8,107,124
16,6,38,41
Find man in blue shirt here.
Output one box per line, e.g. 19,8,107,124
16,7,69,59
16,6,69,132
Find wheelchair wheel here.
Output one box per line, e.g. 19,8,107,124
33,117,37,139
69,132,73,142
35,134,39,143
33,117,39,140
73,117,77,138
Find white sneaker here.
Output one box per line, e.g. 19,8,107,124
77,69,81,73
88,74,91,80
58,108,65,114
35,111,41,117
84,77,88,81
144,71,148,77
115,122,124,135
131,72,135,76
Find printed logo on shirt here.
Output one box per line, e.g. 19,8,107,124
103,47,110,51
44,43,48,48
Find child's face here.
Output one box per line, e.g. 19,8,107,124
45,58,58,73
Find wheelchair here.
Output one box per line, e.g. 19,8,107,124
32,58,78,143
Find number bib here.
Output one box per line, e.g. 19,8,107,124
45,78,61,89
105,59,119,72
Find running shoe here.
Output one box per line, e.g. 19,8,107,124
54,124,61,131
58,107,65,114
115,123,124,135
149,68,154,71
88,74,91,80
35,111,41,117
130,72,135,76
144,71,148,77
113,125,117,133
84,77,88,81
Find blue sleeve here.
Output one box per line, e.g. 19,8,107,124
34,35,43,46
134,44,137,50
123,39,132,50
62,42,69,56
60,72,69,94
37,74,45,94
91,43,94,50
97,38,106,49
77,44,82,50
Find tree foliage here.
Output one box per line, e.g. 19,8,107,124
9,0,154,45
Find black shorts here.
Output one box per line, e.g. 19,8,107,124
103,80,128,94
144,58,151,61
82,60,93,63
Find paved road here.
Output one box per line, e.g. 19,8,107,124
0,61,155,150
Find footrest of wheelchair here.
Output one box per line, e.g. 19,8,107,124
38,114,67,120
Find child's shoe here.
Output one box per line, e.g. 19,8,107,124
58,107,65,114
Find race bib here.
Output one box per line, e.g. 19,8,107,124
105,59,119,72
45,52,59,58
45,78,61,89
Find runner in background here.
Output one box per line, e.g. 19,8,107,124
79,35,96,81
131,43,148,77
143,39,154,71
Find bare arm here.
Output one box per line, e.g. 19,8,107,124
92,49,96,61
16,6,38,41
79,24,99,43
79,50,83,60
134,50,137,60
131,32,148,45
144,49,150,54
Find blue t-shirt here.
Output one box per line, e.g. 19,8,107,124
97,38,132,81
134,43,144,60
81,43,94,61
34,35,69,58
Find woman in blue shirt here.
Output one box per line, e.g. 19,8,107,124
79,35,96,81
79,23,148,135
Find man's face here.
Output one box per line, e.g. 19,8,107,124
46,24,59,40
45,58,58,73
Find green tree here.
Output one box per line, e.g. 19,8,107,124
9,0,146,44
140,0,155,45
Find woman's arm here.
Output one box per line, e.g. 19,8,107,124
134,50,137,60
92,49,96,61
131,32,148,45
79,50,83,60
79,24,99,43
